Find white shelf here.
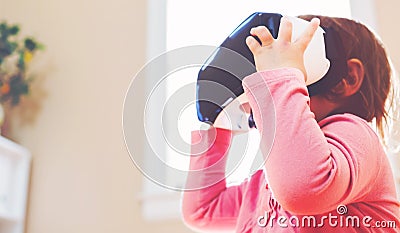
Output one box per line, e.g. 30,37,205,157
0,136,31,233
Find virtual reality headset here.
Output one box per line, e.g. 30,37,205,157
196,12,347,131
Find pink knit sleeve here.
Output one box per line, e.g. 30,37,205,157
181,128,247,231
242,68,383,215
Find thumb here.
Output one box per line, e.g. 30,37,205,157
296,18,320,51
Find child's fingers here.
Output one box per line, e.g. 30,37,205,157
277,17,293,43
296,18,320,51
250,26,274,46
246,36,261,54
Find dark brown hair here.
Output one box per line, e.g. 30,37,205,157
299,15,392,137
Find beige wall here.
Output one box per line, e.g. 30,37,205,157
375,0,400,70
374,0,400,194
0,0,190,232
0,1,398,233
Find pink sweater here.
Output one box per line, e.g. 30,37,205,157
182,68,400,232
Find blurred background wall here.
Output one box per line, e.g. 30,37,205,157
0,0,398,233
0,0,190,232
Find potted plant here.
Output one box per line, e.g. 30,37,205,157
0,21,43,134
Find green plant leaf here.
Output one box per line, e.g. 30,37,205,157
8,25,19,35
18,51,25,70
24,38,37,51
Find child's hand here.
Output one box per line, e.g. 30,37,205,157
246,17,320,82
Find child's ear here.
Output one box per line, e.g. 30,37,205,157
331,58,365,97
